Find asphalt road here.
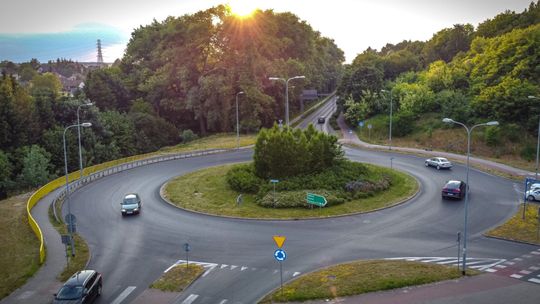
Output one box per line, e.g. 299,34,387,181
65,100,537,304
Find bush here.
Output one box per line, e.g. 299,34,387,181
520,144,536,161
392,111,416,137
484,126,501,147
225,164,261,193
257,190,345,208
181,129,198,143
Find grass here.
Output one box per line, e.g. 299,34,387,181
164,163,418,219
486,203,540,245
354,113,538,173
48,204,90,282
0,193,40,300
159,133,256,153
259,260,476,303
150,264,204,292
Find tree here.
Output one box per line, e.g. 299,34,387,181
18,145,52,188
422,24,474,64
0,150,12,198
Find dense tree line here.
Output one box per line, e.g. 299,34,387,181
0,6,344,198
338,1,540,142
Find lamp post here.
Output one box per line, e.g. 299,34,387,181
381,89,393,150
269,75,305,126
63,122,92,256
443,118,499,275
77,102,93,178
236,91,245,149
528,96,539,180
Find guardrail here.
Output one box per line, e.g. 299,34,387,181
26,148,227,264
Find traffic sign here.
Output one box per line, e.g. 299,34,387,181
61,234,71,245
358,121,364,127
274,249,286,261
367,124,372,129
64,213,77,225
306,193,327,207
270,179,279,183
273,235,286,248
183,243,191,252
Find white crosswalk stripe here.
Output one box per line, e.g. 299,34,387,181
385,257,506,271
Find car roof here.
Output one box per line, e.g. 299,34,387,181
435,157,448,161
65,270,95,285
124,193,138,199
446,180,462,185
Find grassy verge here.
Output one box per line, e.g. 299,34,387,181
486,203,540,245
259,260,477,303
48,204,90,281
150,264,204,292
159,133,256,153
0,193,40,300
164,163,417,219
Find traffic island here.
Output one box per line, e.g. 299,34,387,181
162,161,418,219
258,260,478,303
486,203,540,245
150,263,204,292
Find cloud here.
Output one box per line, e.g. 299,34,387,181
0,23,128,63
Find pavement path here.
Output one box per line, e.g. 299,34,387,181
336,112,535,178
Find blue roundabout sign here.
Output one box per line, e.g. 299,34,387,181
274,249,287,261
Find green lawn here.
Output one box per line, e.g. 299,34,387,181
486,203,540,245
0,193,40,300
259,260,474,303
150,264,204,292
164,163,418,219
159,133,256,153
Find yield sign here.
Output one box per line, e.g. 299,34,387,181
273,235,286,248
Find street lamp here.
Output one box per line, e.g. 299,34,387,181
63,122,92,256
269,75,306,126
381,89,393,150
235,91,245,149
443,118,499,275
528,96,539,179
77,102,93,178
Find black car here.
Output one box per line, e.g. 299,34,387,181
53,270,102,304
442,180,467,200
317,116,325,124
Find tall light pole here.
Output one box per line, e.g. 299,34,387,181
381,89,393,150
269,75,305,126
528,96,539,180
443,118,499,275
77,102,93,178
64,122,92,256
235,91,245,149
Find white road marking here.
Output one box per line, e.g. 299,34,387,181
529,278,540,284
221,264,229,269
219,300,228,304
513,258,523,261
531,251,540,255
519,270,532,275
436,259,459,265
510,274,523,279
241,266,248,271
164,264,176,273
110,286,136,304
495,265,507,269
293,272,301,277
273,270,279,274
530,266,540,271
505,261,515,265
485,268,497,272
230,265,238,270
523,255,533,258
182,294,199,304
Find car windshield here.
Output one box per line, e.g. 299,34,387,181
437,158,448,162
122,197,138,205
56,285,83,300
445,182,460,189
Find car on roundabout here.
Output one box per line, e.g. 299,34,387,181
317,116,325,124
425,157,452,170
526,188,540,201
53,270,102,304
442,180,467,200
121,193,142,216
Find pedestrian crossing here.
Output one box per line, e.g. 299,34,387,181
387,247,540,285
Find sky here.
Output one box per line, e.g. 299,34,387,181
0,0,534,63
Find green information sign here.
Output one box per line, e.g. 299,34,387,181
306,193,327,207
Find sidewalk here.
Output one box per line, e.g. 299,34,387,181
336,113,535,178
1,189,65,304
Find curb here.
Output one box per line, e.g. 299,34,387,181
483,234,540,247
158,164,421,221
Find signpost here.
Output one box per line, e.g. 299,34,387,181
457,232,461,272
61,234,72,265
306,193,327,208
183,243,191,269
64,214,77,256
236,194,243,206
270,179,279,207
368,124,372,139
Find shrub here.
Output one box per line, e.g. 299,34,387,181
392,111,416,137
226,164,261,193
520,144,535,161
181,129,198,143
257,190,345,208
484,126,501,147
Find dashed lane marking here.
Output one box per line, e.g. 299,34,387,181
510,274,523,279
182,294,199,304
529,278,540,284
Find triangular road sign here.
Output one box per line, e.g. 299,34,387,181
273,235,286,248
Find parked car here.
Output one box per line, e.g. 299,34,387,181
121,193,141,216
317,116,325,124
425,157,452,170
528,183,540,191
53,270,102,304
442,180,467,200
526,189,540,201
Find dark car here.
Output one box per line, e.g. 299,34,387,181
53,270,102,304
442,180,467,200
121,193,141,216
317,116,325,124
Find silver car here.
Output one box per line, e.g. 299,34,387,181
526,189,540,201
425,157,452,170
121,193,141,216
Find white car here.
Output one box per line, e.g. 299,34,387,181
526,189,540,201
528,183,540,191
425,157,452,170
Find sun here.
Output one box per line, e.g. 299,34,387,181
229,0,258,18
